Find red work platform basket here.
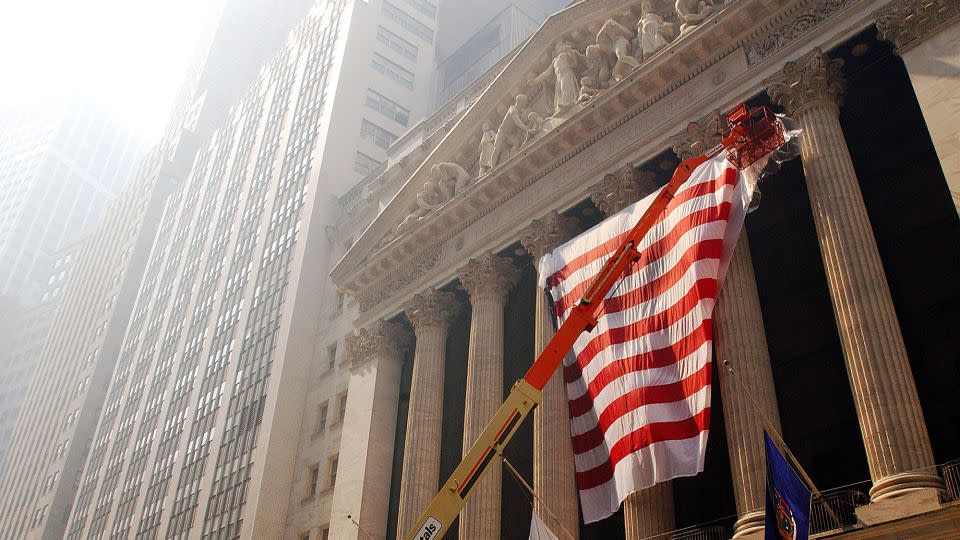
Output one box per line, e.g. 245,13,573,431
722,104,785,170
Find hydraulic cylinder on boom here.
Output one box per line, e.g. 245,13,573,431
404,103,786,540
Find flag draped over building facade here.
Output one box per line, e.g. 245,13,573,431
538,154,754,523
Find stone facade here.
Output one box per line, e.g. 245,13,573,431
329,0,960,538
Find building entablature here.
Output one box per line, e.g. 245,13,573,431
331,0,885,326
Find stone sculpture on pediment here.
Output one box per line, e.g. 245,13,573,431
432,162,472,201
478,121,497,175
396,180,441,234
529,42,584,116
493,94,531,166
597,19,642,82
523,112,546,148
583,44,612,88
637,0,674,60
676,0,713,35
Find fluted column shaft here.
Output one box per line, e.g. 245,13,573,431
590,168,675,537
521,212,581,539
396,289,459,536
768,50,939,501
458,254,519,540
715,237,781,536
624,482,675,539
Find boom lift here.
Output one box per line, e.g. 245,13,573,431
404,104,786,540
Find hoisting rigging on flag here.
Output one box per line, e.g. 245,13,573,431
403,104,792,540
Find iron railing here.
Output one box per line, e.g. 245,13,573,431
809,489,868,534
669,525,731,540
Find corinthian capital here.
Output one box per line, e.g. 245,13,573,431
457,253,521,303
519,211,581,261
766,48,846,115
590,165,660,216
404,287,461,331
670,110,726,161
876,0,960,52
345,320,412,371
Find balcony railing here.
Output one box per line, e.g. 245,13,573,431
669,525,731,540
809,489,869,534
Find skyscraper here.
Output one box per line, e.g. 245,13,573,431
0,102,144,307
0,0,316,537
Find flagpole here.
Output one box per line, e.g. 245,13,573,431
720,359,845,530
502,456,577,540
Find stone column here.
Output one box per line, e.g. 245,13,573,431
715,238,782,536
329,321,412,540
519,211,581,539
877,0,960,215
673,116,783,537
457,253,520,540
590,165,677,538
396,288,460,537
767,49,940,501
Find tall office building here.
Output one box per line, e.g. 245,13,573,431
0,103,144,307
0,0,316,538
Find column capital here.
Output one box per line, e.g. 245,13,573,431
766,49,846,116
669,110,726,161
590,165,660,216
404,287,460,331
457,252,520,303
519,211,581,261
876,0,960,53
345,320,412,371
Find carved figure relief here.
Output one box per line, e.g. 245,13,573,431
637,0,674,60
597,19,642,81
478,121,497,175
432,162,472,201
676,0,714,34
492,94,531,166
530,42,584,115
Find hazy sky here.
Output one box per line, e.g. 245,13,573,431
0,0,224,143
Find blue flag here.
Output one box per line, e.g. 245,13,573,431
764,432,811,540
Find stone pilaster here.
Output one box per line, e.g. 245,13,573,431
396,288,461,537
331,321,412,540
671,118,784,536
589,164,660,215
767,49,940,501
519,211,581,540
457,253,521,540
591,168,675,537
876,0,960,215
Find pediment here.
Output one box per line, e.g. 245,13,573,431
331,0,821,309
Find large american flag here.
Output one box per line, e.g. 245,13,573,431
537,154,753,523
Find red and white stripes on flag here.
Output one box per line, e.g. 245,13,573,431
537,154,753,524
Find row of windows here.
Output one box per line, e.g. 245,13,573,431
401,0,436,19
382,1,434,43
376,25,418,62
353,151,382,176
371,52,415,89
306,454,338,498
360,119,398,150
365,88,410,126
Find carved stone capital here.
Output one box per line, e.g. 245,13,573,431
518,211,580,261
766,49,846,116
590,165,660,216
876,0,960,53
670,110,726,161
345,320,412,371
457,253,521,303
403,287,460,331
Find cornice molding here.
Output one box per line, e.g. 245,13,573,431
875,0,960,53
